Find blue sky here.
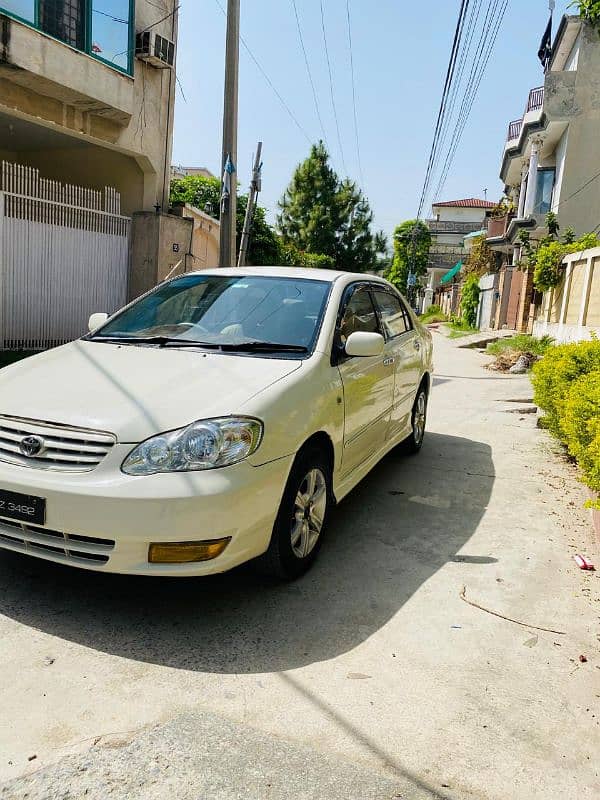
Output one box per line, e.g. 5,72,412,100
173,1,571,240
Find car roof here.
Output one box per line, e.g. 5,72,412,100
185,266,390,285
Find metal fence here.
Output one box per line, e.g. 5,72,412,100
0,162,130,350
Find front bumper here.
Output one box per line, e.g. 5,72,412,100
0,447,294,576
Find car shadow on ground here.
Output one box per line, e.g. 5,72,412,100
0,432,494,674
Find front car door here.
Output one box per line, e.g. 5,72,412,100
371,288,423,438
335,284,395,479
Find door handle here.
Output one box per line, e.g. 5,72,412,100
414,340,421,351
383,357,395,366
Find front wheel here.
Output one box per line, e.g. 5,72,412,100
257,447,332,580
405,386,428,454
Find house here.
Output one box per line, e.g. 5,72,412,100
0,1,189,348
486,14,600,337
171,166,216,181
426,198,494,289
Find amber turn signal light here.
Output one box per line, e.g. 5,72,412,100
148,538,231,564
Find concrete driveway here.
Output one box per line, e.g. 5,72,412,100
1,332,599,799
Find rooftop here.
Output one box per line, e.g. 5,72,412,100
432,198,496,209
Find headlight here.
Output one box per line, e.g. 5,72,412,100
121,417,263,475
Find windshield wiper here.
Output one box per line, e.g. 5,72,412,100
213,341,309,353
92,336,215,347
91,336,308,353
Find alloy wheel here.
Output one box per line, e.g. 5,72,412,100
413,391,427,445
290,468,327,559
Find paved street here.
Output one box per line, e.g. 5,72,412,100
1,332,599,800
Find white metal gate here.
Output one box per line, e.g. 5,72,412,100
0,162,130,350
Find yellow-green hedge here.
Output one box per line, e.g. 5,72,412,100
532,339,600,499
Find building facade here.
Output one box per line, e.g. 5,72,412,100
0,1,178,215
486,14,600,335
426,198,494,291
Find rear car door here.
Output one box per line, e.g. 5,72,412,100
335,284,395,478
371,288,422,438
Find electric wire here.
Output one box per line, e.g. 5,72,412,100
320,0,348,175
432,0,483,187
213,0,312,144
432,0,501,201
345,0,365,190
433,0,510,202
416,0,471,220
291,0,330,153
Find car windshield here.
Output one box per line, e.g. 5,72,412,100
91,274,331,353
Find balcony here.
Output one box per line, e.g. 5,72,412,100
487,214,514,240
526,86,545,113
428,245,465,270
507,119,522,143
426,220,484,235
504,86,545,147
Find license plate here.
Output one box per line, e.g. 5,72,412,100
0,489,46,526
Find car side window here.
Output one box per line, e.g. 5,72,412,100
338,287,380,345
372,290,412,339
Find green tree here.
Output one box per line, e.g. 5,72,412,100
386,220,432,295
277,142,385,270
574,1,600,31
170,174,281,266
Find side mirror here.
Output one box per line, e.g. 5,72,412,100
88,312,108,333
345,331,385,358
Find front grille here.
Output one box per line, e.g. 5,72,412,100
0,518,115,565
0,415,115,473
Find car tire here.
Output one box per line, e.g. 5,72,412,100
257,446,332,580
405,384,428,454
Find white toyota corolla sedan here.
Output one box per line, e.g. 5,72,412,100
0,268,433,579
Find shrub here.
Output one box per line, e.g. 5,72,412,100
562,370,600,496
487,334,554,357
533,233,600,291
460,274,480,328
532,338,600,438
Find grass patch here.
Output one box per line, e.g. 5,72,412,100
420,305,448,325
447,320,478,338
0,350,37,369
486,334,554,357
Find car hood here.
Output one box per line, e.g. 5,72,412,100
0,341,303,442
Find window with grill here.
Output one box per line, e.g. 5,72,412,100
39,0,85,49
0,1,134,74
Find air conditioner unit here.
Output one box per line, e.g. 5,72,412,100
135,31,175,69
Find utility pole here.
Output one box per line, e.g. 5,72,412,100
238,142,263,267
219,0,240,267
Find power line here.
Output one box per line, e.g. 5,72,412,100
345,0,365,190
433,0,509,202
417,0,471,219
432,0,483,188
291,0,330,152
212,0,312,144
320,0,347,175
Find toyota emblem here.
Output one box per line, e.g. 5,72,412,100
19,435,45,458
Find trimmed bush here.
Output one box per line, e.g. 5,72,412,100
532,338,600,438
532,338,600,503
562,371,600,496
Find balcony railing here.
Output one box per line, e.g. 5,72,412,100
526,86,545,113
486,214,515,239
507,119,522,141
505,86,545,144
426,220,485,234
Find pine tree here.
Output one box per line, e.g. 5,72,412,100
278,142,385,271
277,142,342,258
